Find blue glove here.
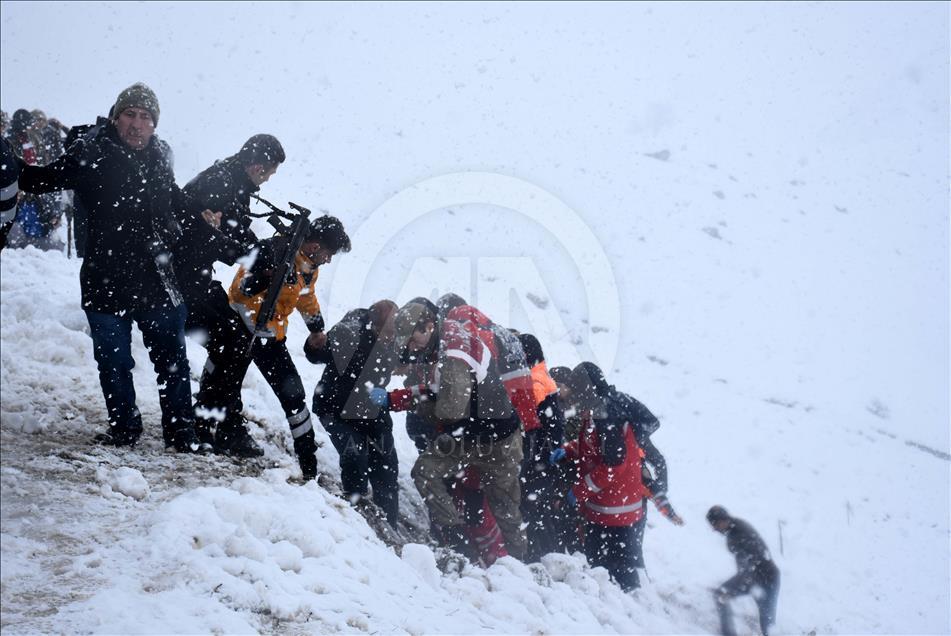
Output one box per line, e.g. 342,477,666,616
549,447,567,466
368,387,389,407
566,490,577,508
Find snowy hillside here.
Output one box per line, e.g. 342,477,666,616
2,2,949,635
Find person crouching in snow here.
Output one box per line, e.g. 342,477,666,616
549,363,654,591
707,505,781,636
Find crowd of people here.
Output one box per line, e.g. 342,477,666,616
1,107,73,251
0,82,780,635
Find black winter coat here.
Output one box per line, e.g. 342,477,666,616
723,517,778,586
20,124,184,314
308,308,397,424
175,158,259,306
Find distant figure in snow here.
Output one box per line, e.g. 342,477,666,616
707,505,781,636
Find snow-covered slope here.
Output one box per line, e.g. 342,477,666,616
2,2,949,634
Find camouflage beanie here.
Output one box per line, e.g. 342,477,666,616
112,82,160,126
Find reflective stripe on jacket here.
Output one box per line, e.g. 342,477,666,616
564,415,650,526
229,253,320,341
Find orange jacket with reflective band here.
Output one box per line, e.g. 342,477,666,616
229,253,321,342
530,362,558,406
564,416,651,527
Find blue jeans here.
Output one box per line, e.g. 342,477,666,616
86,304,194,444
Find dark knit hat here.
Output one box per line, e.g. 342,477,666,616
112,83,160,126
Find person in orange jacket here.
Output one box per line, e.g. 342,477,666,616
194,215,350,479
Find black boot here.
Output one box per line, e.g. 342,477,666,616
433,523,472,556
94,424,141,447
170,426,213,454
294,430,318,480
215,415,263,458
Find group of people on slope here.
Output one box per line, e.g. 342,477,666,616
1,107,73,251
0,82,780,636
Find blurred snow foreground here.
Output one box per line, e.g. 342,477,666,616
0,248,709,634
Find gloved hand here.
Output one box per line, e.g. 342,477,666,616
566,490,577,508
368,387,389,407
653,494,685,526
549,447,567,466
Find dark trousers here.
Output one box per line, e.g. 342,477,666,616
85,304,193,444
583,516,646,592
195,330,308,428
321,414,399,525
716,563,781,636
184,286,248,429
521,429,565,561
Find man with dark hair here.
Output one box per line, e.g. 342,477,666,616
175,134,286,455
194,215,351,479
707,506,781,636
305,299,400,524
18,83,207,453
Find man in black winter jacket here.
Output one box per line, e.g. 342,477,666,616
707,505,781,636
176,134,285,456
18,83,206,453
305,300,400,524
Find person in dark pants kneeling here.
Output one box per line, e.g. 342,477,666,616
306,300,400,525
707,505,781,636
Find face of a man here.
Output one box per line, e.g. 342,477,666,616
247,163,278,186
407,322,435,353
114,107,155,150
300,241,334,270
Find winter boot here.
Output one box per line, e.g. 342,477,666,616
432,523,473,557
294,430,319,480
170,426,213,454
214,415,263,458
94,424,141,447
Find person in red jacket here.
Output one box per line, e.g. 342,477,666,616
549,364,653,591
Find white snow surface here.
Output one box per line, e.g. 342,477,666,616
2,2,949,634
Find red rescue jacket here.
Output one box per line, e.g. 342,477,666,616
564,415,651,527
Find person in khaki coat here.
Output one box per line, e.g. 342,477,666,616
384,298,527,560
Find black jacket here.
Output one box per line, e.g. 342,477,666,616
308,308,396,422
575,362,668,491
723,517,777,585
20,124,184,314
175,158,259,306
